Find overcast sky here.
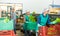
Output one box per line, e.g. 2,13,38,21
0,0,60,13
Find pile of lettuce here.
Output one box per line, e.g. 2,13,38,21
50,18,60,24
29,15,36,22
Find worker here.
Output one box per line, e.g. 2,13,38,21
23,10,31,36
37,8,51,36
23,10,37,36
11,8,16,35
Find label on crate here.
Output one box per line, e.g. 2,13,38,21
47,27,57,35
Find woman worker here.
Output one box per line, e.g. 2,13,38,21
23,10,37,36
37,8,51,36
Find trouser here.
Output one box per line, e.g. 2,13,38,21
24,30,32,36
38,26,47,36
36,32,38,36
36,24,39,36
14,20,16,34
14,27,16,34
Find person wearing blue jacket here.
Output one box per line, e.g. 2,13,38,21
11,8,16,35
36,8,51,36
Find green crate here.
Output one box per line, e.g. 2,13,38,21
0,20,14,31
0,18,5,20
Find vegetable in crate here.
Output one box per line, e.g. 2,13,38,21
4,17,9,23
50,18,60,24
47,27,57,35
56,18,60,23
29,15,36,22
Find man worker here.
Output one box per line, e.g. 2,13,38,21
11,8,16,35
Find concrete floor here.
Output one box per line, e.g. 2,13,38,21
16,30,36,36
16,30,24,36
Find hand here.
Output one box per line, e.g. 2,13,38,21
50,21,56,24
38,24,42,27
25,21,29,23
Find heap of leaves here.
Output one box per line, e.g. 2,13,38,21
29,15,36,22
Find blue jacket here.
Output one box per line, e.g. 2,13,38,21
37,14,50,26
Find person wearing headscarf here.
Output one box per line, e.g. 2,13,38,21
36,8,51,36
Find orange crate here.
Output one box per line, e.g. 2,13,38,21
38,26,48,36
0,30,15,36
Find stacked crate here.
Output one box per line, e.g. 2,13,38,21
0,30,15,36
0,18,15,36
38,24,60,36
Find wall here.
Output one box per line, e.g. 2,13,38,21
0,0,60,14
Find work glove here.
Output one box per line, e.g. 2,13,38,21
38,24,42,27
49,21,57,25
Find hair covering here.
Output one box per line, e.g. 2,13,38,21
26,10,30,12
42,7,50,13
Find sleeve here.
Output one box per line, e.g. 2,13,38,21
37,16,41,24
11,12,13,19
24,15,29,23
15,12,16,19
23,15,26,23
47,16,51,24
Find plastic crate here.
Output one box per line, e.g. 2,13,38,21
0,20,14,30
0,18,5,20
38,24,60,36
55,24,60,35
0,30,15,36
38,26,48,36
